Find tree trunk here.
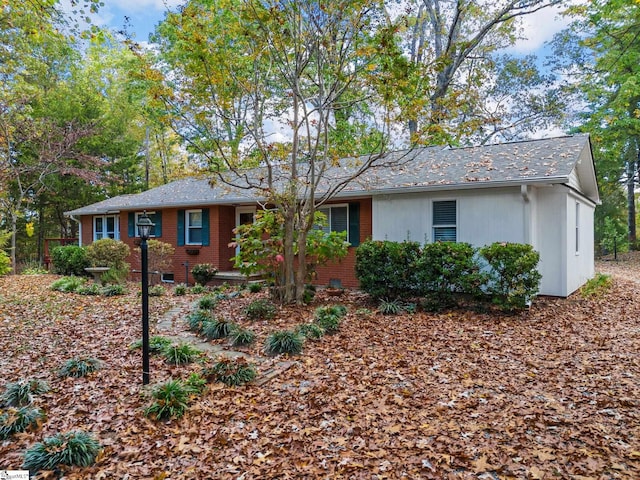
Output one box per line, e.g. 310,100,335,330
282,209,296,303
627,150,637,247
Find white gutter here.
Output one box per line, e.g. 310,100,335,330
69,215,82,246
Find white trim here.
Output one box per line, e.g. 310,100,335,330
93,215,119,241
235,206,256,256
317,203,349,241
185,209,203,245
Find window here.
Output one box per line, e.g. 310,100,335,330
186,209,203,245
94,215,119,241
433,200,456,242
161,273,174,283
575,202,580,254
317,205,349,240
134,212,158,238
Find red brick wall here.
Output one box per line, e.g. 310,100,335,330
79,197,371,288
314,197,371,288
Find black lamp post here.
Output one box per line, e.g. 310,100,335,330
137,211,155,385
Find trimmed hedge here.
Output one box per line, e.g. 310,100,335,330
356,240,541,311
51,245,90,276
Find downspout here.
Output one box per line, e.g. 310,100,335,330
69,215,82,246
521,185,531,245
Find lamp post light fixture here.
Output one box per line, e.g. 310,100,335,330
137,210,155,385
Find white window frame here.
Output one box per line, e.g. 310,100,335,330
186,209,203,245
93,215,119,241
432,200,457,242
134,211,157,238
317,204,349,242
235,207,256,256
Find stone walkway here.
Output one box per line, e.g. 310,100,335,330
155,302,295,386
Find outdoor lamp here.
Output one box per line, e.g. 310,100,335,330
137,211,154,240
136,210,155,385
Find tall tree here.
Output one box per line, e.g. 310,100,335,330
555,0,640,247
150,0,416,302
403,0,563,144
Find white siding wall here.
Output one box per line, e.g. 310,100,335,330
372,184,595,297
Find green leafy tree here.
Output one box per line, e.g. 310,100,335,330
150,0,417,303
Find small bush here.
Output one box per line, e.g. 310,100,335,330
355,240,421,300
202,319,234,340
248,282,263,293
479,242,542,311
21,264,48,275
581,273,612,298
174,283,187,296
148,285,165,297
207,357,257,386
100,284,125,296
0,406,44,439
378,298,402,315
191,263,218,285
129,336,173,354
51,276,85,293
190,284,207,294
163,343,201,366
302,284,316,304
2,379,49,407
229,327,256,347
187,310,212,332
144,379,193,421
85,238,130,284
59,358,101,378
244,299,276,321
22,431,101,471
198,295,218,310
184,372,208,394
50,245,90,276
76,283,100,295
295,323,325,340
313,305,346,333
264,330,304,355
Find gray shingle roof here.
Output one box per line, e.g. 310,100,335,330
66,135,596,216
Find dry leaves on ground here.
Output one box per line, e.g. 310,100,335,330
0,257,639,479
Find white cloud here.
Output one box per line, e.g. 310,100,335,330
507,4,570,55
107,0,183,14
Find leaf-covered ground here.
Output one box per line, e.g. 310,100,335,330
1,257,639,479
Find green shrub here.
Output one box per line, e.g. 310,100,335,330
206,357,257,386
198,295,218,310
244,299,276,321
313,304,346,333
85,239,130,284
50,276,85,293
580,273,613,298
187,309,212,332
129,336,173,354
184,372,208,394
416,241,485,305
22,431,101,471
21,263,48,275
144,379,193,420
163,343,201,366
302,284,316,304
50,245,90,276
202,319,234,340
100,284,125,296
295,323,325,340
248,282,263,293
189,284,207,294
2,379,49,407
479,242,542,311
59,358,101,378
76,283,100,295
148,285,165,297
378,298,402,315
229,327,256,347
174,283,187,296
191,263,218,285
264,330,304,355
0,406,44,439
355,240,421,300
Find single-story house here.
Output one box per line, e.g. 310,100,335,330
65,134,599,297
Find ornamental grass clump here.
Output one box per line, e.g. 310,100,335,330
295,323,325,340
313,304,347,334
129,336,173,354
264,330,304,356
163,343,201,366
202,319,235,340
378,298,403,315
197,295,218,310
50,276,85,293
0,406,45,439
58,358,101,378
144,379,193,421
2,379,49,407
207,357,257,386
244,299,276,321
22,430,101,472
187,309,212,332
229,327,256,347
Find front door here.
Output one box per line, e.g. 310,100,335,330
235,207,256,257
